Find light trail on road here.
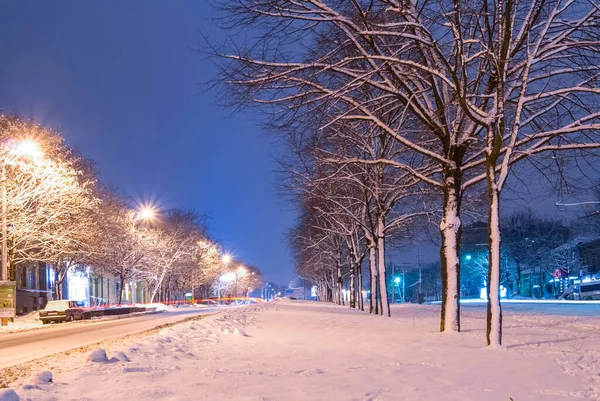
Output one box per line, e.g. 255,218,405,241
0,307,219,369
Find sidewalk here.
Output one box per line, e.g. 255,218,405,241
2,300,597,400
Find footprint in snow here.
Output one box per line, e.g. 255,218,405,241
294,368,325,375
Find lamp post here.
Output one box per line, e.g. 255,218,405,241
130,206,155,304
235,265,246,300
0,140,43,326
393,276,400,303
218,254,231,303
1,140,43,281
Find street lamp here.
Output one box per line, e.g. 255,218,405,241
217,253,232,303
130,206,156,304
222,253,232,265
2,139,43,282
234,265,247,299
134,206,156,222
15,140,43,159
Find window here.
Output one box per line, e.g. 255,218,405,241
581,283,600,293
28,268,35,289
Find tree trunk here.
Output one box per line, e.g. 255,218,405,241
368,245,377,314
336,263,343,305
54,271,64,300
516,262,522,295
118,274,124,305
486,177,503,347
54,273,63,300
439,174,462,332
151,268,169,303
377,215,390,317
349,261,356,308
357,263,363,311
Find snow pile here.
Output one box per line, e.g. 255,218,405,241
0,389,19,401
112,351,131,362
29,371,52,385
87,348,111,363
5,302,600,400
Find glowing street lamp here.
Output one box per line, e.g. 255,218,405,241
15,140,43,159
222,253,232,265
134,206,156,222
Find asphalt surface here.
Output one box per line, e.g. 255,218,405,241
0,307,219,369
459,300,600,316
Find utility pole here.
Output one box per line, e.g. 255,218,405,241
392,258,395,304
402,270,405,303
418,247,423,304
1,164,7,282
418,247,422,294
0,164,11,327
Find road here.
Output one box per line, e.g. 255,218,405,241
459,299,600,316
0,307,219,369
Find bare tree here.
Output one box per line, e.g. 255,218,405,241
211,1,600,344
210,0,487,331
0,116,100,292
90,194,144,305
140,210,206,303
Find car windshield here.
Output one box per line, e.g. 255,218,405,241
44,301,70,310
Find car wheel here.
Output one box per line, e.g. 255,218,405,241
67,314,74,322
585,297,593,301
42,320,48,325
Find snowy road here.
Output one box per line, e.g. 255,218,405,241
0,307,219,369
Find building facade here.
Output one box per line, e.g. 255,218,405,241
13,262,150,314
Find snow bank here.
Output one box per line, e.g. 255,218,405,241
136,303,168,312
6,302,599,400
0,311,43,333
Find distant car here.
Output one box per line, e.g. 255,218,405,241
197,299,218,306
39,300,87,324
563,282,600,300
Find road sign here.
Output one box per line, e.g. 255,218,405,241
0,281,16,319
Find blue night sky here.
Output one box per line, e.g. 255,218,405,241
0,1,297,285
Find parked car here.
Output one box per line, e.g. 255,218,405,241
39,300,87,324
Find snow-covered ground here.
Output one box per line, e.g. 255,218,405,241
2,300,600,400
0,311,43,334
